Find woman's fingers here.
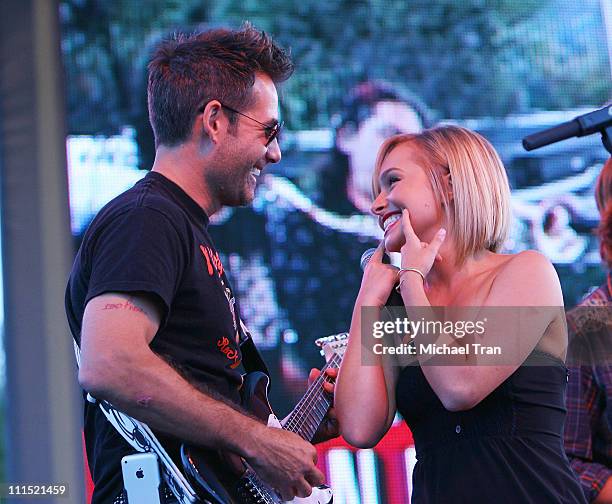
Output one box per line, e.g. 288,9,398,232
366,240,386,266
401,209,418,242
427,228,447,260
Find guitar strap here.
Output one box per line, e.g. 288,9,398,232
72,317,266,504
72,340,198,504
237,319,271,380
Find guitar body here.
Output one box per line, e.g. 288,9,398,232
181,372,275,503
181,372,333,504
179,448,236,504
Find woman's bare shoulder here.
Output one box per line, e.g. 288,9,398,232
487,250,563,306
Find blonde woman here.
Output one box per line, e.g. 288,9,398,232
336,125,586,502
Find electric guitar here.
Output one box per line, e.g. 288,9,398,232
180,333,349,504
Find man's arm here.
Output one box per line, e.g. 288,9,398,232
79,292,324,500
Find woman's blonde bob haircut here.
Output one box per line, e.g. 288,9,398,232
372,125,511,265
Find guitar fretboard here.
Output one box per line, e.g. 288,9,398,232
282,353,342,441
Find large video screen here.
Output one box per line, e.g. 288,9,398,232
60,1,612,501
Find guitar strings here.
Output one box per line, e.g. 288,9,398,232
284,337,346,435
285,372,330,436
247,370,337,504
284,352,342,438
284,355,336,436
244,465,280,503
248,342,345,501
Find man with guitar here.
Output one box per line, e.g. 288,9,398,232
66,24,338,503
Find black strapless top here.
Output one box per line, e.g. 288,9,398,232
395,351,587,503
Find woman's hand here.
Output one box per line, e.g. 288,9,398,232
356,242,398,307
400,209,446,276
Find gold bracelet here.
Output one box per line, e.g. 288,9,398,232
395,267,425,292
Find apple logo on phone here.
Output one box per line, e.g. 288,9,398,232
136,468,144,479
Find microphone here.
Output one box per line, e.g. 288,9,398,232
522,105,612,151
360,248,377,270
360,247,404,305
360,247,395,269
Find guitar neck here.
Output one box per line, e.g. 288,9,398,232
282,353,342,441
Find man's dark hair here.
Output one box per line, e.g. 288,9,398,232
333,80,433,135
317,81,434,215
147,23,294,148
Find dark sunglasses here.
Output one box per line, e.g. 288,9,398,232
198,102,283,147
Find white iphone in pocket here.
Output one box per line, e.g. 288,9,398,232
121,453,161,504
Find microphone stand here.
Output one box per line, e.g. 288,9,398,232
522,105,612,154
600,125,611,154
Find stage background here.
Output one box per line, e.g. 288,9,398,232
45,0,612,501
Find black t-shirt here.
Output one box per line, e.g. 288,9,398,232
65,171,244,503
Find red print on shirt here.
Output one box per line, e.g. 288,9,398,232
216,336,241,369
200,245,224,277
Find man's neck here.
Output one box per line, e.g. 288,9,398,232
151,145,220,217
